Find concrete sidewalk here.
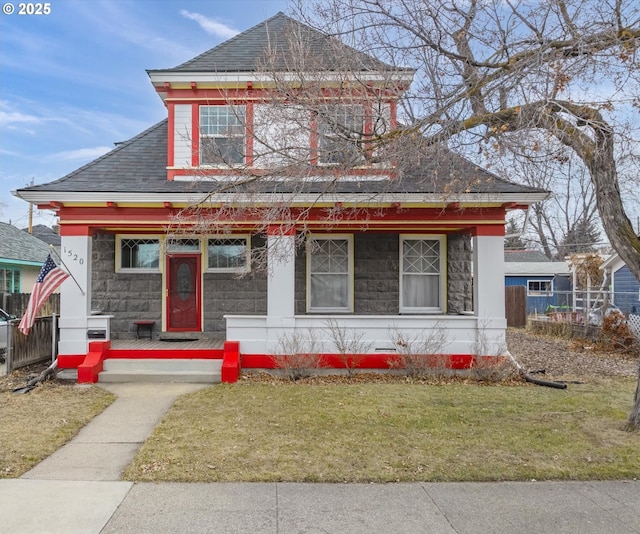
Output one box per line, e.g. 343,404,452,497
2,479,639,533
1,382,639,533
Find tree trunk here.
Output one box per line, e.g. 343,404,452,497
626,362,640,431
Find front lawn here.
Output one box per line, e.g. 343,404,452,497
124,377,639,483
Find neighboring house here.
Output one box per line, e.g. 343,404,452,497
25,224,62,249
14,13,548,383
504,250,571,314
0,222,50,294
601,252,640,315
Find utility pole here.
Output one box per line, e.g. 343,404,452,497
27,178,34,233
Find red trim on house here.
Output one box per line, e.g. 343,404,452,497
191,103,199,168
109,348,223,359
167,102,175,171
57,205,507,223
58,354,86,368
389,100,397,129
267,224,296,236
245,101,254,167
221,340,240,383
58,225,93,236
310,112,318,165
240,353,495,372
77,341,110,384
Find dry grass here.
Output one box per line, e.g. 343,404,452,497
124,377,639,483
0,371,115,478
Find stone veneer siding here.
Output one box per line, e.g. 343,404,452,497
93,232,473,339
91,233,267,339
91,233,162,339
446,233,473,313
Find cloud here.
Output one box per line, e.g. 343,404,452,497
49,146,113,162
180,10,239,38
0,104,42,127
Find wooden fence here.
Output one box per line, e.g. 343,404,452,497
0,292,60,318
6,316,57,373
505,286,527,327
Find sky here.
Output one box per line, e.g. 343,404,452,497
0,0,288,228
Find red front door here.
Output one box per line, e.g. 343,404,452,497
166,254,201,331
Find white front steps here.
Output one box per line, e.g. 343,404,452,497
98,358,222,384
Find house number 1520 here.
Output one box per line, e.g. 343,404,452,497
63,247,85,265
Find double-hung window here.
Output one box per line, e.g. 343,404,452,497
307,235,353,312
117,237,160,272
400,236,445,313
200,105,246,166
317,105,365,165
207,237,250,272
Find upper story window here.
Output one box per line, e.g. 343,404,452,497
400,236,445,313
118,237,160,272
200,105,246,166
317,105,365,165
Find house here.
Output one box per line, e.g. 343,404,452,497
601,252,640,315
13,13,548,383
0,222,50,295
25,224,62,249
504,250,571,314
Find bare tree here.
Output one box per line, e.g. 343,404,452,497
286,0,640,428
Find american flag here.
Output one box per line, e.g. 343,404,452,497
18,254,69,336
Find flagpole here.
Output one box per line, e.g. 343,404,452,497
49,245,86,296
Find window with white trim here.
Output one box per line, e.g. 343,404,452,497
317,105,365,165
117,237,160,272
207,237,250,272
307,235,353,312
527,280,553,296
400,236,445,313
200,105,246,166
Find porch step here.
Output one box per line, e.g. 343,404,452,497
98,358,222,384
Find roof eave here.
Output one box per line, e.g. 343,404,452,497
14,190,550,207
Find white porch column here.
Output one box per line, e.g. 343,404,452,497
265,226,296,352
473,235,505,318
58,233,93,356
267,226,296,318
473,234,506,355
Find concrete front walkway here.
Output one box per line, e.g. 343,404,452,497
20,383,207,481
1,382,639,534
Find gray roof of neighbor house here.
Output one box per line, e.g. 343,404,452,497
23,224,61,247
504,261,570,276
14,119,548,197
149,12,407,74
0,222,50,264
505,250,551,262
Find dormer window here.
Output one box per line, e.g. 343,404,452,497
317,105,365,165
199,105,246,166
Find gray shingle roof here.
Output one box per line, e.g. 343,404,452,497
23,224,61,247
504,262,570,276
505,250,552,262
16,119,547,197
150,12,404,74
16,13,547,201
0,222,50,264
